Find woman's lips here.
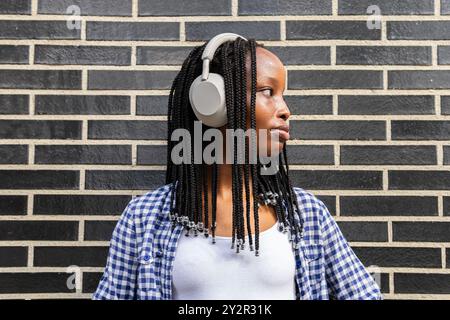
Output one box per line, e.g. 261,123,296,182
270,128,290,141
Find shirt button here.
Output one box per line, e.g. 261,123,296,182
156,250,163,258
144,255,152,262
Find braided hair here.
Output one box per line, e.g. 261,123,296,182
165,38,303,256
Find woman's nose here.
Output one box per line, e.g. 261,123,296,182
276,100,291,121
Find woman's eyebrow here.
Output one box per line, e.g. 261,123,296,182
258,76,286,91
260,76,279,83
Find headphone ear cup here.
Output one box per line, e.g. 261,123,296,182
189,72,228,128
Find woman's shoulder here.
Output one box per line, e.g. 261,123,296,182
131,182,174,207
121,182,174,224
291,186,334,233
292,186,329,212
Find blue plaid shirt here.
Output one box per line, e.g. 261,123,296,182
92,183,382,300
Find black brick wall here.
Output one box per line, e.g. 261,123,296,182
0,0,449,299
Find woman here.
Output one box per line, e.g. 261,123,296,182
93,35,382,300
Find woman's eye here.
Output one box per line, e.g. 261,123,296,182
260,88,273,96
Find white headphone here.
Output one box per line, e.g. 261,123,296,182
189,33,248,128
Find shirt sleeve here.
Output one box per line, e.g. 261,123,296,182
318,200,383,300
92,200,139,300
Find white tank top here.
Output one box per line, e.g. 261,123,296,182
172,220,297,300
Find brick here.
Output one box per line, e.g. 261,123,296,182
338,95,434,115
288,70,383,89
87,22,179,41
378,274,390,294
85,170,166,190
38,0,132,16
0,120,82,139
0,46,29,64
0,70,81,89
137,145,167,165
337,222,388,242
289,120,386,140
0,145,28,164
445,197,450,216
352,247,441,268
336,46,431,65
285,96,333,115
314,196,336,216
393,222,450,242
186,21,280,41
34,194,131,215
0,170,79,189
388,21,450,40
286,21,381,40
136,96,168,115
0,196,27,215
0,21,80,39
88,70,177,90
340,196,438,216
83,272,102,293
438,46,450,65
389,170,450,190
88,120,167,140
239,0,331,15
0,273,75,293
35,145,132,165
289,170,383,190
444,146,450,165
35,95,130,115
395,273,450,294
35,46,131,65
0,0,30,14
264,46,330,65
391,121,450,140
137,46,196,65
340,145,436,165
339,0,434,15
286,145,334,165
34,246,109,267
84,220,117,241
139,0,231,16
0,95,29,114
443,0,450,15
442,96,450,115
0,247,27,267
389,71,450,89
0,221,78,240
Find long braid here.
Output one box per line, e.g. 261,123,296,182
239,40,253,251
233,38,245,251
249,39,260,256
221,41,237,249
202,151,209,237
238,38,248,250
211,161,218,242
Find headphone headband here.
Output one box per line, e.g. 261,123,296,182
200,33,248,81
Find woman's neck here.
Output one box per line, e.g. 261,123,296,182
206,163,254,203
